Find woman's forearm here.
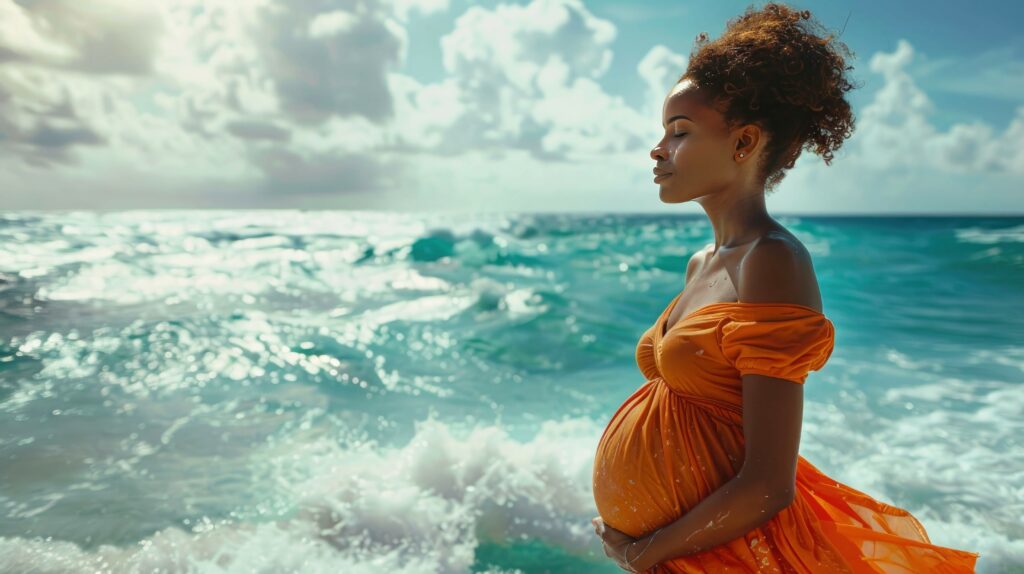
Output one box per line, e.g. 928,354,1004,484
628,474,793,571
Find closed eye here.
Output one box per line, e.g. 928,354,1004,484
673,133,688,138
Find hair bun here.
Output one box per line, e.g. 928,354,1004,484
681,2,861,192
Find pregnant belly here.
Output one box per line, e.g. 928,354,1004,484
592,382,685,537
592,380,744,538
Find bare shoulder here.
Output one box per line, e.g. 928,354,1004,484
737,231,823,311
684,242,715,283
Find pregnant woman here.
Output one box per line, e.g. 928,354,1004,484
591,4,980,573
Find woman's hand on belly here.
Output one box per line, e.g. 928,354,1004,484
592,516,641,572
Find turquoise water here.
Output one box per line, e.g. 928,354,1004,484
0,211,1020,573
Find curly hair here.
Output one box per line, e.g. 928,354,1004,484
681,2,860,192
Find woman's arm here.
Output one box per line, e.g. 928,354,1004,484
627,367,803,570
629,236,817,571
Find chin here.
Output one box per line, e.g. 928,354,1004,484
659,187,688,203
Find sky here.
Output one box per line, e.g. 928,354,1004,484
1,0,1022,214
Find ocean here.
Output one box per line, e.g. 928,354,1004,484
0,211,1020,573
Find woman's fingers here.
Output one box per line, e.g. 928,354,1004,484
604,524,629,541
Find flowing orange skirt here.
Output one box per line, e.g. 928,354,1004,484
593,298,980,572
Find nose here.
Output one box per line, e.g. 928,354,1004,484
650,141,666,161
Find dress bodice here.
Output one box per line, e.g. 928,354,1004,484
636,292,836,398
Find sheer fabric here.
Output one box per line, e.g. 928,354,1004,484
592,292,980,573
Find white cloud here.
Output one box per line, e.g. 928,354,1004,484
0,0,434,202
398,0,648,159
0,0,164,74
0,0,170,169
852,39,1024,176
308,10,360,39
0,1,1020,213
775,39,1024,213
0,1,75,65
387,74,463,151
386,0,450,22
250,1,405,125
636,44,689,126
531,73,648,156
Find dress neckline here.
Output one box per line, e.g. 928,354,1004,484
659,291,827,338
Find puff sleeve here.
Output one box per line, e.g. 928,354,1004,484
718,306,836,384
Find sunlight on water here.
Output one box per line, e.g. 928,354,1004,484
0,211,1020,572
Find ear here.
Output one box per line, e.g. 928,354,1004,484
734,124,763,159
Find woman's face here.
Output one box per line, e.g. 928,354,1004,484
650,79,741,203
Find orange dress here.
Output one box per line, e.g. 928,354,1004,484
592,292,980,573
